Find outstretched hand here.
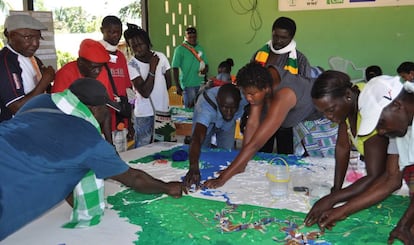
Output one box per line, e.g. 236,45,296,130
166,181,187,198
317,207,347,232
388,224,414,245
304,195,335,226
183,169,201,190
203,176,226,189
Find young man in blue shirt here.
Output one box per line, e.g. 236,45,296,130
183,83,247,189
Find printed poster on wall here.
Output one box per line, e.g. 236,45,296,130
9,10,57,70
279,0,414,11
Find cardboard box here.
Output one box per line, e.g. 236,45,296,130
174,122,192,136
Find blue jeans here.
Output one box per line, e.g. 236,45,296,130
134,116,154,148
203,125,236,150
183,86,200,108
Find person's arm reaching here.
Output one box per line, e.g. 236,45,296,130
315,154,401,231
388,196,414,245
305,134,389,227
183,123,207,189
242,103,262,147
110,167,185,198
305,123,351,225
331,122,351,192
203,87,296,188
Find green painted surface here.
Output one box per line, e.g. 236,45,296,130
148,0,414,79
108,191,406,244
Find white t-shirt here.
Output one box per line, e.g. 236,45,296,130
127,51,170,117
8,45,38,94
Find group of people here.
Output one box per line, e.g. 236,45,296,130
0,14,186,240
306,74,414,245
1,13,414,245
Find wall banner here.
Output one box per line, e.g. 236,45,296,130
279,0,414,11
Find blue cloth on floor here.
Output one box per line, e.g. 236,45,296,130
172,150,188,161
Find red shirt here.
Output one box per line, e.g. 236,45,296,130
107,50,132,128
51,61,118,130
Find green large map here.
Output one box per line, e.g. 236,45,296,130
109,146,407,244
108,191,407,244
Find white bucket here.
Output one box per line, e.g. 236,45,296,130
266,157,290,198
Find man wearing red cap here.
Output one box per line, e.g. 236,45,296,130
52,38,115,142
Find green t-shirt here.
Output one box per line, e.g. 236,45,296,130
171,41,208,88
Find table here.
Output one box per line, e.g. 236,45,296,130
171,107,193,137
1,142,409,245
174,122,192,136
1,143,185,245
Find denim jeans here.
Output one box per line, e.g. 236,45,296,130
203,125,236,150
134,116,154,148
183,86,200,108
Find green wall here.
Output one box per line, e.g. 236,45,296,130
148,0,414,79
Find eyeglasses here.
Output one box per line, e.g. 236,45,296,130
12,31,43,42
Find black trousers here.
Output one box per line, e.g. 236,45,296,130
259,127,294,154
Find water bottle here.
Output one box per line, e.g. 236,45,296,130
112,123,127,152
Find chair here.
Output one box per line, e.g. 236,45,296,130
328,56,366,83
168,86,183,107
234,118,244,149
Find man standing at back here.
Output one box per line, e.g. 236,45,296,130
99,15,134,143
0,14,55,122
251,16,312,154
172,27,209,108
253,16,311,77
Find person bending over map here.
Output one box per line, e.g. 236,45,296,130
184,83,247,189
0,78,184,241
204,62,322,188
309,76,414,245
304,71,398,233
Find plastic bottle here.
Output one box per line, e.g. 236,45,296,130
112,122,127,152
